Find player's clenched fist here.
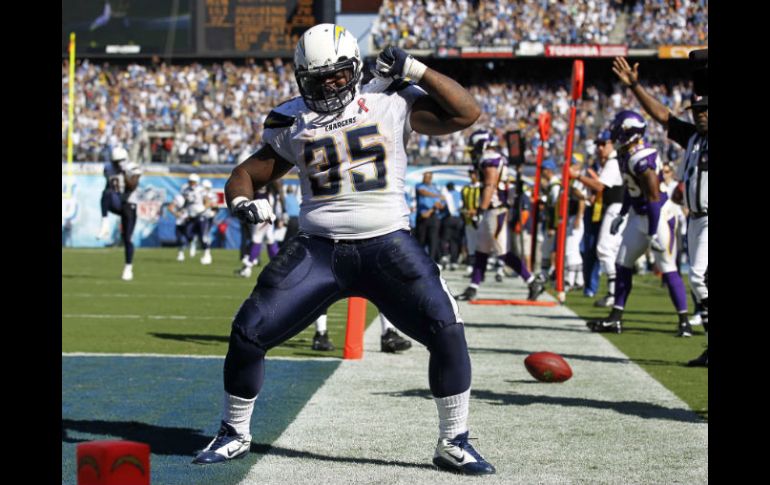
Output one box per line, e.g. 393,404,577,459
374,46,428,82
231,196,276,224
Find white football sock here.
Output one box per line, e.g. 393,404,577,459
315,314,327,334
434,388,470,439
223,392,257,436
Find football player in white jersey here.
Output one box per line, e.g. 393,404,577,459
167,193,190,262
181,173,213,264
98,146,141,280
587,111,692,337
192,24,494,475
201,179,219,246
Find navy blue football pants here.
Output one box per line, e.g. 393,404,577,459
224,229,471,399
101,189,136,264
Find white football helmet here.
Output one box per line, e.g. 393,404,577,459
202,179,212,190
111,146,128,163
188,173,200,184
294,24,362,114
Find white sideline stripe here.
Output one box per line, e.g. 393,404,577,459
63,314,226,320
63,293,243,300
63,311,346,320
238,271,706,485
61,352,340,361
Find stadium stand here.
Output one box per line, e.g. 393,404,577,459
62,58,693,168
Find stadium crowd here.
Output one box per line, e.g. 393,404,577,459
62,59,693,168
371,0,706,49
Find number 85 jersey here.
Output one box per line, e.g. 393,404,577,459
262,77,427,239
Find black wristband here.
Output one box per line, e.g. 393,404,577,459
629,81,638,89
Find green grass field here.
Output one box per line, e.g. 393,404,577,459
63,248,706,420
555,273,708,421
62,248,379,358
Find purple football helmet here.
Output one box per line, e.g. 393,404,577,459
609,110,646,148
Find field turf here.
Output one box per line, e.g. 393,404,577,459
554,272,708,421
63,248,379,358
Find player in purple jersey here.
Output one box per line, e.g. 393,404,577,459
455,130,545,302
586,111,692,337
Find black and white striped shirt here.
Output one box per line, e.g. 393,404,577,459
668,116,708,215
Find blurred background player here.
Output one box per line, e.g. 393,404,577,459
586,110,691,337
414,171,445,264
612,54,709,366
539,158,562,282
460,168,481,275
180,173,213,264
237,184,282,278
573,148,602,298
564,156,587,291
98,146,141,280
201,179,219,254
310,312,412,353
439,181,464,271
167,192,191,262
570,129,626,307
455,129,544,302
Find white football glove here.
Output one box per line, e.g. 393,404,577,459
648,234,664,252
231,197,276,225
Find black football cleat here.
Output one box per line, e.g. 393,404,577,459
527,278,546,301
311,331,335,351
455,287,477,301
676,320,693,338
586,318,622,334
380,329,412,353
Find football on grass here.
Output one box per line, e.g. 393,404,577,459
524,352,572,383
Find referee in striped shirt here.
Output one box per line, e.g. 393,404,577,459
613,54,708,367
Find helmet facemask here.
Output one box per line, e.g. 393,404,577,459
295,57,361,115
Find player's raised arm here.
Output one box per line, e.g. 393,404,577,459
612,57,671,127
373,46,480,135
225,143,293,224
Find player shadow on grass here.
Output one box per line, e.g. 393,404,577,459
248,443,436,470
467,347,676,366
62,419,211,455
373,389,703,423
149,332,229,344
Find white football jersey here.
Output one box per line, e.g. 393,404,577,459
203,190,218,218
262,77,427,239
172,194,188,225
181,184,207,217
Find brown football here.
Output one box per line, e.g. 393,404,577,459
524,352,573,383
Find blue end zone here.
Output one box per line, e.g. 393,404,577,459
62,356,340,485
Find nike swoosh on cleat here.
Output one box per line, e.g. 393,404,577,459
446,450,466,463
226,445,243,458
